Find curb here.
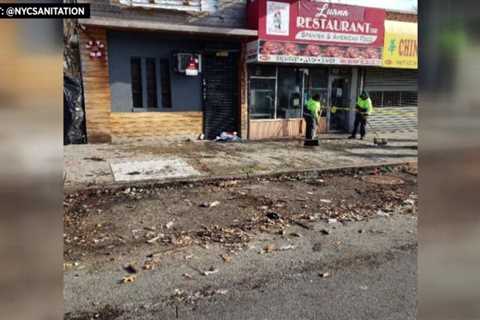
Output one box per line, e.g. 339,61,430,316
64,160,417,194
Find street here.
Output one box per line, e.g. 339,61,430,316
64,164,417,320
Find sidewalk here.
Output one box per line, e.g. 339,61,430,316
64,132,417,188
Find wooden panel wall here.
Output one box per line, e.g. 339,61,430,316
79,27,112,143
317,118,327,134
249,118,327,140
110,112,203,139
239,42,249,139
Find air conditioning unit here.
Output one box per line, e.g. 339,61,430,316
174,53,202,75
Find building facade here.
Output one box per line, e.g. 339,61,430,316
78,0,256,143
77,0,417,143
245,1,418,139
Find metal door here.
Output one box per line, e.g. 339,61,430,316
203,52,239,139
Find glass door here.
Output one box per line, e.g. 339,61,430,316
329,76,351,132
305,68,329,111
249,77,277,119
276,67,305,119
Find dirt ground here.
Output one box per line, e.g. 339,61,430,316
64,163,417,267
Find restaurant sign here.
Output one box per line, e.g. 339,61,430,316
247,40,383,66
382,21,418,69
249,0,386,66
294,1,385,47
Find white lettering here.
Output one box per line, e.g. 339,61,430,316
315,3,350,18
296,18,377,35
297,17,305,28
316,3,328,18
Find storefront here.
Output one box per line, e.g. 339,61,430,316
77,2,256,143
365,20,418,107
106,31,245,140
246,0,386,139
363,20,418,133
78,1,417,142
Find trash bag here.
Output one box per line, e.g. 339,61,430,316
215,131,241,142
64,74,86,144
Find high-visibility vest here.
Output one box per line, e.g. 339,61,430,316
357,97,373,114
306,98,321,117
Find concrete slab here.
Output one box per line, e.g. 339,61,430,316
64,131,417,188
110,159,201,182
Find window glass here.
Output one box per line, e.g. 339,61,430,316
249,78,276,119
310,69,329,89
249,65,277,77
131,57,143,108
146,58,158,108
307,68,329,108
277,67,303,119
159,59,172,109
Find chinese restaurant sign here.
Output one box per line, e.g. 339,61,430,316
382,21,418,69
248,0,386,66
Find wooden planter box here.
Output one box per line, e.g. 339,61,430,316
249,117,327,140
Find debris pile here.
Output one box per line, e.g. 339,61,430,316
64,165,417,262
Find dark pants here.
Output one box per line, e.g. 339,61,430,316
351,112,367,138
304,113,317,140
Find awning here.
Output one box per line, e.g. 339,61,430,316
79,17,258,38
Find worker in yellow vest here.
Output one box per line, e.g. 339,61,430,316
304,94,321,142
349,91,373,140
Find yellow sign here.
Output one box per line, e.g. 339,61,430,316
383,21,418,69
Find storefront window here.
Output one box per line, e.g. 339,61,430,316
249,65,276,77
277,67,304,119
307,68,329,108
248,65,330,120
249,78,276,119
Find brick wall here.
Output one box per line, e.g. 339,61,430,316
386,11,418,23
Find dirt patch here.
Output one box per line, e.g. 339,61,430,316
64,164,417,263
362,175,405,185
117,140,239,158
64,305,123,320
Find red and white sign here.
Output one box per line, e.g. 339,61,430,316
266,1,290,36
258,1,385,46
249,0,386,66
295,1,384,46
247,40,382,66
185,56,199,76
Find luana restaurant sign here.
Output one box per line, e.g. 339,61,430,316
248,0,386,66
295,1,384,46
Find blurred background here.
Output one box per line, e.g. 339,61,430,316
0,15,63,320
419,0,480,319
